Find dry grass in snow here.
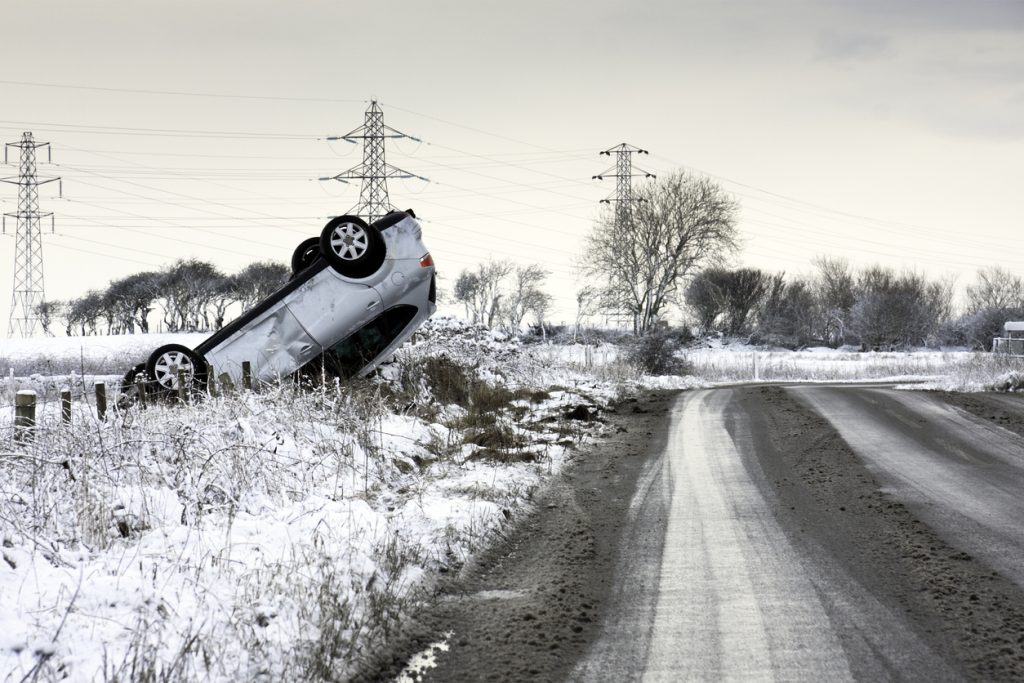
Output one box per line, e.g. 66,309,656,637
0,318,625,682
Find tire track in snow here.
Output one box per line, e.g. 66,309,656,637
644,390,853,681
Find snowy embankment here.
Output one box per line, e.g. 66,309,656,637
0,319,635,681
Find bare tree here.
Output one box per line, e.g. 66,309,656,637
156,259,225,332
811,256,856,347
232,261,289,310
501,265,552,333
33,300,64,337
851,267,953,348
965,266,1024,314
757,275,817,348
574,285,601,340
684,269,726,334
582,170,738,334
106,272,161,333
453,271,483,323
718,268,769,335
453,260,513,326
208,276,235,331
68,291,104,336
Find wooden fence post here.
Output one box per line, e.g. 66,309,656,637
242,361,252,391
95,382,107,422
135,377,148,409
177,369,188,403
61,389,72,425
15,390,36,442
206,363,218,398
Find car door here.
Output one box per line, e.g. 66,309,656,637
204,303,322,384
284,268,384,347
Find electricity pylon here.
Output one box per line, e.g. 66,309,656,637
322,100,427,223
1,132,61,338
592,143,655,229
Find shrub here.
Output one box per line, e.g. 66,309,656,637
627,330,692,376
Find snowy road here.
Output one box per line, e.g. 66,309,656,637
405,385,1024,681
643,390,856,681
791,386,1024,588
575,386,1024,681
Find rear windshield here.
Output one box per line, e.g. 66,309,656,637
302,305,418,379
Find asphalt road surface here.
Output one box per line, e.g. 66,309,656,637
382,386,1024,682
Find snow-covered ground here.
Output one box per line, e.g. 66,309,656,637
1,321,1020,681
681,339,1024,390
685,345,977,384
0,319,628,681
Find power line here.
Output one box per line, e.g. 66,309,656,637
0,120,315,140
0,78,368,104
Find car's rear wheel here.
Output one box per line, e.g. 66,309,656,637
121,362,147,391
319,215,386,278
117,362,148,407
146,344,207,394
291,236,322,276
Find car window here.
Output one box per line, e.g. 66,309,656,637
306,305,418,379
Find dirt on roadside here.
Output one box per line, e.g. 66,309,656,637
933,391,1024,441
365,390,678,683
731,385,1024,682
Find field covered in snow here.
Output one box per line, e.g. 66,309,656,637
1,321,1022,681
0,320,636,681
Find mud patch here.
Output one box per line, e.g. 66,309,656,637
370,390,678,682
933,391,1024,441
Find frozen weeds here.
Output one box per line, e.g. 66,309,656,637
0,318,623,681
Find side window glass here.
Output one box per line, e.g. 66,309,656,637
304,305,418,379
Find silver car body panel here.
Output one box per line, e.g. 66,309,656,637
200,213,435,385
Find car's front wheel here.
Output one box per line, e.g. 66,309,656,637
146,344,207,394
319,215,386,278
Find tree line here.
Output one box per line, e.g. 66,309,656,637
683,259,955,349
37,259,289,336
47,168,1020,351
682,261,1024,350
452,262,553,334
452,169,1020,351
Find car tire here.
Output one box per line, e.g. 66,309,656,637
319,215,386,278
291,236,322,276
121,362,147,391
145,344,207,394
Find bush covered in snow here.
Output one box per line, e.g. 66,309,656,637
627,330,693,376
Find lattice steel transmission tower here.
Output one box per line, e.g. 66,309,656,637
592,143,655,229
322,100,427,223
2,132,61,338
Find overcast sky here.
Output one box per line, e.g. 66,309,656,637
0,0,1021,330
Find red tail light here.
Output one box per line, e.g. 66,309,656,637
419,253,434,268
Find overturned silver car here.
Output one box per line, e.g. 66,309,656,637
124,210,436,395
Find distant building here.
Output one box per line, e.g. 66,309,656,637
992,321,1024,355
